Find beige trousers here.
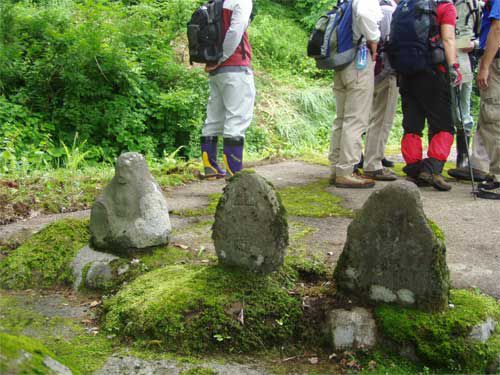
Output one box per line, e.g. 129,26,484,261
477,59,500,180
364,75,398,172
329,59,375,176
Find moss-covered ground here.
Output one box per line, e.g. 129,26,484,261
0,218,89,289
173,179,352,218
103,264,303,353
375,289,500,372
0,332,78,374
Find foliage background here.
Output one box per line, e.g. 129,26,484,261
0,0,341,174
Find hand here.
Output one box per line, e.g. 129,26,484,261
477,66,489,89
449,63,462,87
205,64,220,73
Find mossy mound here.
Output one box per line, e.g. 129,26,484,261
0,218,89,289
376,289,500,372
0,332,75,374
104,264,303,353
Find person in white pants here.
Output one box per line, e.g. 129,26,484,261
201,0,256,179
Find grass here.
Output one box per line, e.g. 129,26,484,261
0,160,199,225
174,178,352,218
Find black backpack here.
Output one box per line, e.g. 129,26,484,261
387,0,448,75
187,0,254,65
187,0,225,64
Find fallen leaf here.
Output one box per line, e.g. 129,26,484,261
173,243,189,250
89,300,101,308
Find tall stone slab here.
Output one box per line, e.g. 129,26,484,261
90,152,171,255
334,181,450,311
212,171,288,274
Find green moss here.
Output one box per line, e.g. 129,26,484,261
0,218,89,289
0,293,113,374
174,179,352,218
375,289,500,372
0,332,78,375
104,264,302,353
286,256,328,282
139,246,195,269
427,219,445,242
181,367,217,375
274,179,352,218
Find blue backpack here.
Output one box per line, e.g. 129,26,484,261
307,0,360,70
387,0,447,74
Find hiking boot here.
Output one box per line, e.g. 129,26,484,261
477,180,500,200
405,175,431,187
334,174,375,189
418,171,452,191
447,167,488,182
382,157,395,168
363,168,397,181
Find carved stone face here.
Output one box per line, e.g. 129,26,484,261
115,153,146,185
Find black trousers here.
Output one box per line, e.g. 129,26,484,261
400,69,455,175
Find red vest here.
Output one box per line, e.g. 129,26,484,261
220,8,252,67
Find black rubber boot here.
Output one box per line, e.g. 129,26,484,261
456,134,470,169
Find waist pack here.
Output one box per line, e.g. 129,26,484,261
307,0,359,71
387,0,448,75
187,0,225,64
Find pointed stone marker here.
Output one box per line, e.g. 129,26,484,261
334,181,450,311
212,171,288,274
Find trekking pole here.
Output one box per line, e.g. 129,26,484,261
454,85,478,199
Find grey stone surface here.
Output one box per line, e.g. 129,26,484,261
469,317,497,343
326,307,377,350
212,171,288,274
43,356,73,375
94,356,268,375
334,181,450,312
90,152,171,255
71,245,119,290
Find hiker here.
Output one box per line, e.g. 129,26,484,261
361,0,399,181
198,0,255,179
452,0,482,169
475,0,500,199
389,0,460,191
329,0,383,188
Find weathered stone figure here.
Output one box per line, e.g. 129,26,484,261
334,181,450,311
212,171,288,274
90,152,171,255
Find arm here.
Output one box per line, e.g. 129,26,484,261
220,1,252,63
441,24,458,66
477,19,500,88
355,0,382,60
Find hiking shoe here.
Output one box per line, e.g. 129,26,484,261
418,171,452,191
405,176,431,187
447,167,488,182
363,168,397,181
382,158,395,168
334,174,375,189
477,181,500,200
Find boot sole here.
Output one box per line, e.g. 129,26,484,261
477,190,500,200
